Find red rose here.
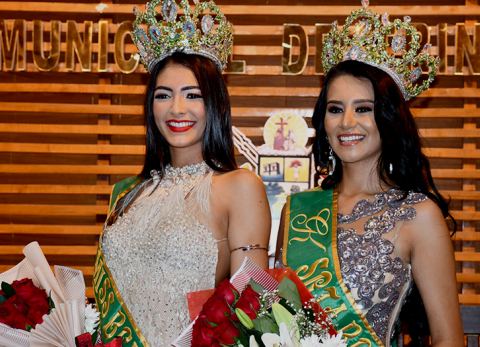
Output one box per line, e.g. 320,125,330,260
0,298,28,330
213,319,240,345
202,296,232,324
27,306,48,326
11,278,49,326
192,315,221,347
213,280,238,305
235,285,261,319
10,295,29,316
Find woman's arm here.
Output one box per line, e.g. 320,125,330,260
409,199,463,347
221,169,271,274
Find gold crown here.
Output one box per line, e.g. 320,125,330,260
132,0,233,72
322,0,439,100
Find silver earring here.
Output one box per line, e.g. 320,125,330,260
328,147,336,176
388,162,393,174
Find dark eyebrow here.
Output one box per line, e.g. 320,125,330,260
327,99,374,104
353,99,374,104
326,100,342,105
154,85,200,92
181,86,200,91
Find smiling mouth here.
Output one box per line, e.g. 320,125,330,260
166,120,195,132
337,134,365,145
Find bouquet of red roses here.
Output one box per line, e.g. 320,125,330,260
0,242,100,347
174,258,346,347
0,278,54,331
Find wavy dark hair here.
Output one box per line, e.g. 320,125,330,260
312,60,455,345
140,52,237,178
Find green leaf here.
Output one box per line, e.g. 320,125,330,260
277,277,302,310
47,295,55,310
26,324,33,332
253,315,279,335
1,281,15,298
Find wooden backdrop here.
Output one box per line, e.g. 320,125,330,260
0,0,478,305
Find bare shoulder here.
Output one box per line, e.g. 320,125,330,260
407,196,450,243
213,168,266,197
410,197,446,228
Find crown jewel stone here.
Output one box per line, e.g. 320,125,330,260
354,19,371,37
183,21,196,38
410,67,422,82
149,26,161,42
391,34,406,52
361,0,369,8
162,1,177,22
381,13,389,26
201,15,214,34
346,46,362,60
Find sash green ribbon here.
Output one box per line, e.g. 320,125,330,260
94,176,149,347
283,188,384,347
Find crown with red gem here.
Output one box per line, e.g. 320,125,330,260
132,0,233,72
322,0,439,100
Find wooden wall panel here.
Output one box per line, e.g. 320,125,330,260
0,0,479,304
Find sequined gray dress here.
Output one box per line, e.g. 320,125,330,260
337,189,427,346
101,162,218,346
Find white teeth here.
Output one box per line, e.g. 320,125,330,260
167,121,194,127
338,135,365,142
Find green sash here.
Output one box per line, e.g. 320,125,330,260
94,176,149,347
282,188,384,347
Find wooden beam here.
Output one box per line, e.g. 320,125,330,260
0,164,140,174
1,3,480,16
0,204,107,216
0,224,101,235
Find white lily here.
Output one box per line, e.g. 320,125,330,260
261,322,300,347
249,335,261,347
261,331,281,347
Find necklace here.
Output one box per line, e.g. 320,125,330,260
148,161,211,195
163,161,211,181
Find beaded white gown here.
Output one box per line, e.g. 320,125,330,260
102,162,218,346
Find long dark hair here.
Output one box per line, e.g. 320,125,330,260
106,53,236,225
140,52,237,178
312,60,455,345
312,60,452,222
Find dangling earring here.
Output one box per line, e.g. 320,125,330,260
388,162,393,175
328,147,336,176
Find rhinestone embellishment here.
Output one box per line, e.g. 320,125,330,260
337,188,428,344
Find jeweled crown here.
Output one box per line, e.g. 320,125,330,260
132,0,233,72
322,0,440,100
